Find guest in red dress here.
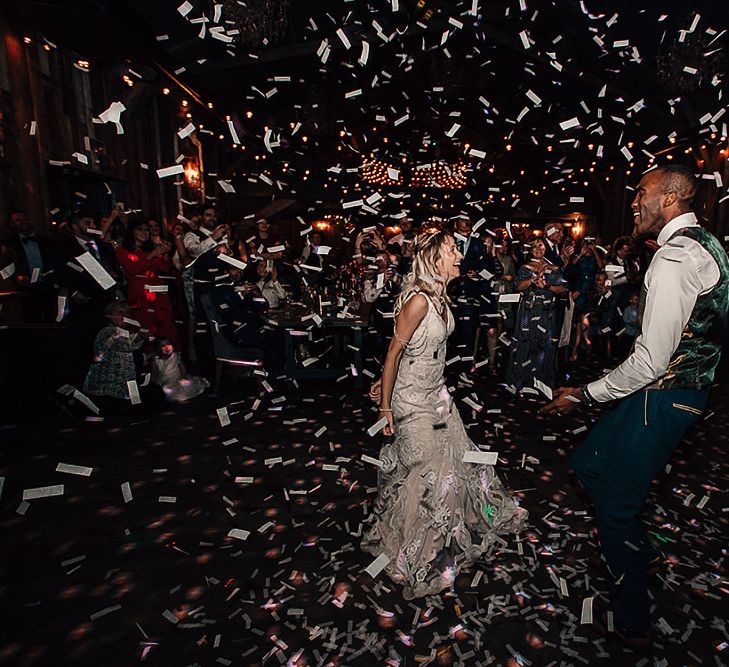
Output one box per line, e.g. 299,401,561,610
115,217,181,347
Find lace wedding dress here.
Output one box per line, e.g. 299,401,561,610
363,293,527,599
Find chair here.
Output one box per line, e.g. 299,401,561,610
199,293,265,392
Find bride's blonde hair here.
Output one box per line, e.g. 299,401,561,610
395,227,452,316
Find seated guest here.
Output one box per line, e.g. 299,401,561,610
505,238,568,392
151,337,209,402
250,217,302,297
256,261,287,308
83,301,164,407
299,231,330,288
115,217,181,348
299,230,325,265
0,209,58,321
210,267,284,373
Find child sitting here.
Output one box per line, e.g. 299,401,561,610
151,338,209,402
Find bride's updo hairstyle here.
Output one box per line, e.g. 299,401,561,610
395,226,452,316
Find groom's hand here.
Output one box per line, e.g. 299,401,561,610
540,386,582,415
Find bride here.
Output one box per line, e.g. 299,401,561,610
363,227,527,599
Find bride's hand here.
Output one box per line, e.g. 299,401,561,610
369,378,382,403
380,410,395,436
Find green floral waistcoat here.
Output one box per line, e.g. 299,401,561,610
641,226,729,390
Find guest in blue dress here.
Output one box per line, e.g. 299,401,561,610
505,238,568,391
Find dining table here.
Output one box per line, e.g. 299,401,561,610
265,300,371,387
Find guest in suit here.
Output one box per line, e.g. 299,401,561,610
0,210,58,321
543,222,564,266
450,214,503,382
544,221,571,372
57,213,121,382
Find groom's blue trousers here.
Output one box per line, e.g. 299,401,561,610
571,387,708,636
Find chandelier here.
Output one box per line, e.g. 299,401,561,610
410,162,467,189
220,0,291,49
361,159,404,186
361,158,467,189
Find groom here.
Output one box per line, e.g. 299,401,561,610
541,164,729,652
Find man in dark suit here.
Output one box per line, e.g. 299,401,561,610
544,221,570,374
1,210,59,321
450,214,503,382
543,221,564,266
57,213,120,382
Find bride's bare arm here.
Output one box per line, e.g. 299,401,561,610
379,293,429,435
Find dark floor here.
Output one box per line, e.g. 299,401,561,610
0,360,727,667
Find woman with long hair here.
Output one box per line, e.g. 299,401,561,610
115,217,181,347
363,228,526,599
505,237,568,391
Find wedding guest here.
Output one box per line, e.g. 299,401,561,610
543,221,564,266
210,267,284,374
570,271,617,361
251,218,286,261
568,239,605,311
478,234,505,374
450,214,502,383
299,231,329,287
363,252,392,303
115,217,180,347
606,236,633,308
58,213,121,382
83,301,164,408
0,209,58,321
151,337,209,402
494,236,517,338
256,261,287,308
505,238,567,392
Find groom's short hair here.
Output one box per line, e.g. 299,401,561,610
655,165,697,208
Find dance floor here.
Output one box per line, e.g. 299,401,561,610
1,363,727,666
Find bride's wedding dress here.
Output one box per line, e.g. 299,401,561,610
363,293,527,599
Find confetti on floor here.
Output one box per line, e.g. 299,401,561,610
0,360,727,666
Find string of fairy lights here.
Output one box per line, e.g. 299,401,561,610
18,27,729,212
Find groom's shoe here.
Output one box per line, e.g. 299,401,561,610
591,603,653,654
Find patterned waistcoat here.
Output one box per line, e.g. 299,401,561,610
640,226,729,390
